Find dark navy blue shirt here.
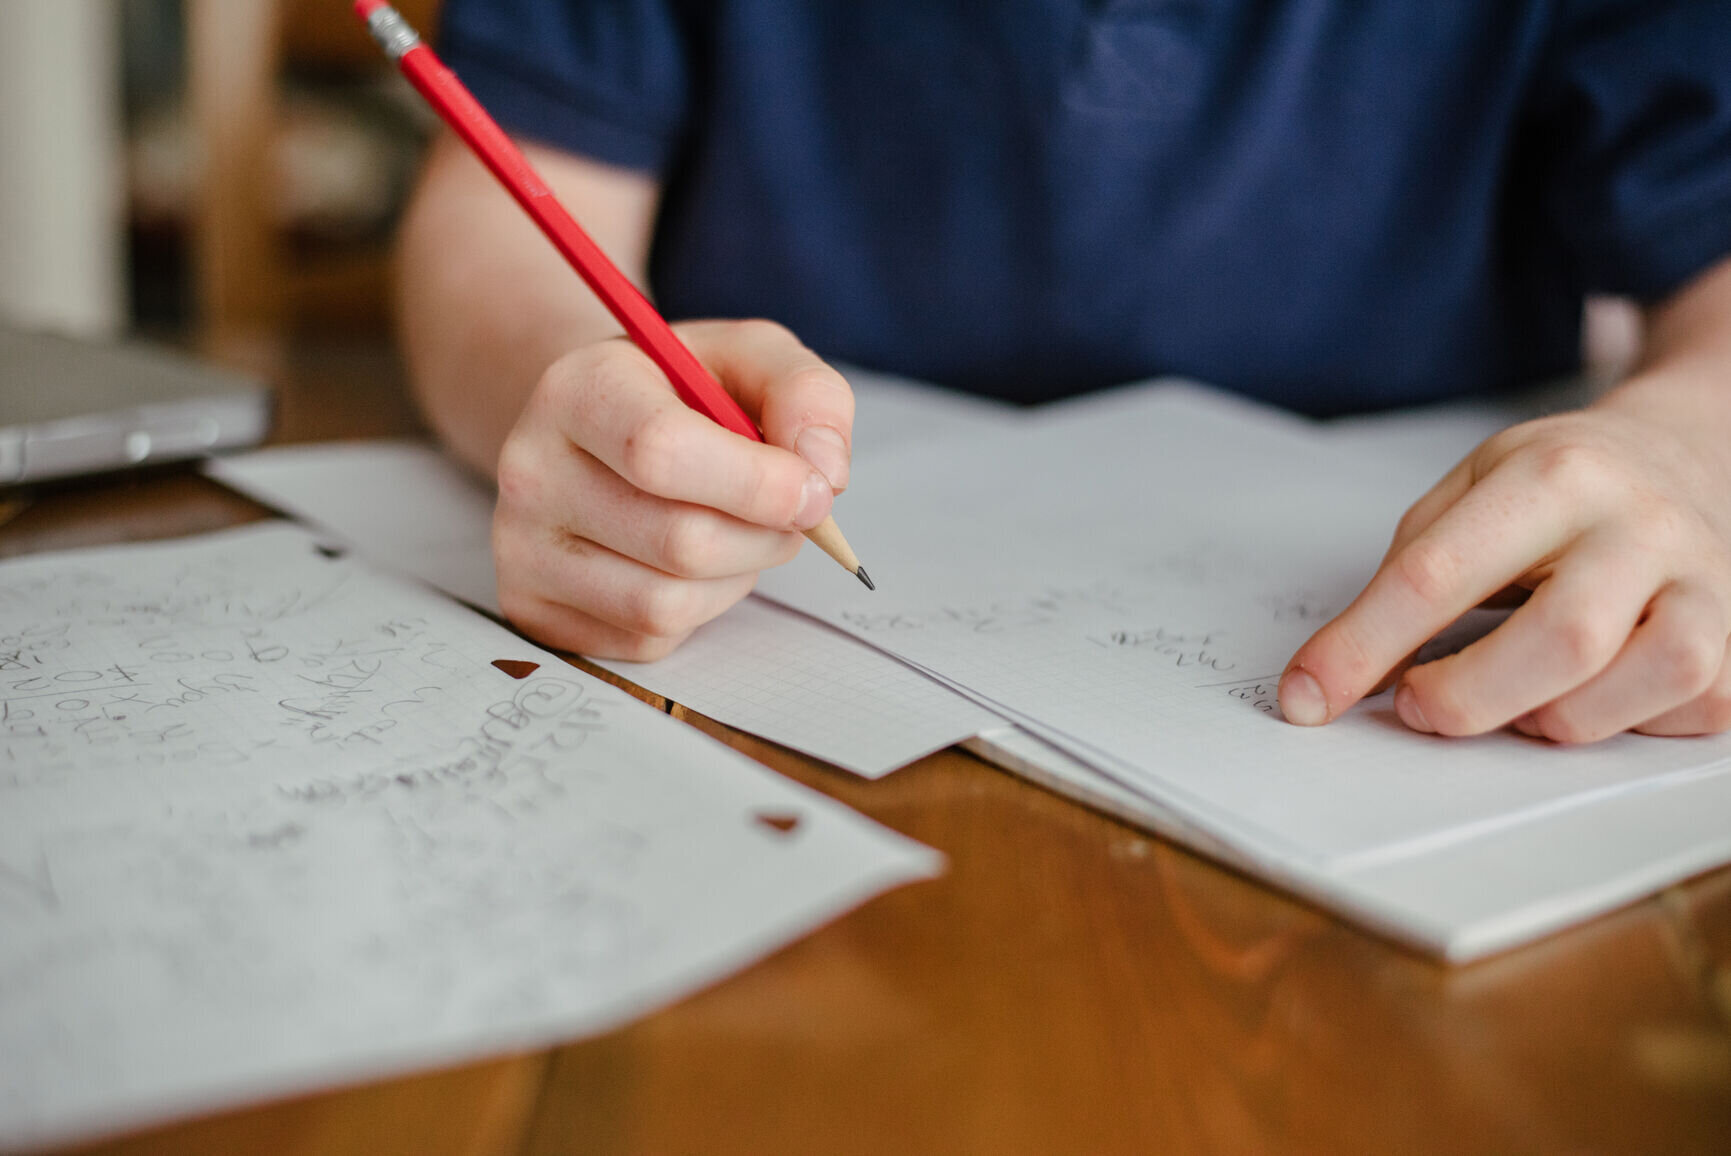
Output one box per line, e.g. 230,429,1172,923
438,1,1731,414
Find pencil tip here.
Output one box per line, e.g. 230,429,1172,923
855,566,875,591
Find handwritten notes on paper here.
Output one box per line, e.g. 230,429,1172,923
208,433,1001,779
0,523,939,1150
758,385,1731,872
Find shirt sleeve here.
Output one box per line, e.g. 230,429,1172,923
435,0,690,174
1535,0,1731,303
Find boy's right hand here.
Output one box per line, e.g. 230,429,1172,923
491,319,854,661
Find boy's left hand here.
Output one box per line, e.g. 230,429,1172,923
1278,390,1731,742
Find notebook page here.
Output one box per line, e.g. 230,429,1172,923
757,384,1731,867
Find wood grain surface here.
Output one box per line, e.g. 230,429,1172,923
25,347,1731,1156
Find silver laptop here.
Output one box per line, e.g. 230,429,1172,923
0,323,272,486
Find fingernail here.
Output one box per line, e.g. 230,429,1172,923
794,471,832,529
1394,683,1434,734
795,426,849,491
1278,669,1328,726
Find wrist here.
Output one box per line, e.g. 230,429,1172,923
1591,364,1731,502
1596,356,1731,430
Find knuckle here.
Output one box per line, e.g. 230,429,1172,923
569,343,655,429
1426,701,1478,737
617,407,685,493
782,362,852,408
493,438,542,510
1405,671,1476,735
1546,612,1620,675
1479,424,1529,460
556,343,631,416
744,462,808,526
1392,540,1462,607
658,510,720,577
622,576,702,639
584,340,646,393
1529,440,1614,497
1656,630,1722,697
1420,695,1473,737
529,357,575,409
1317,623,1381,693
1532,704,1603,746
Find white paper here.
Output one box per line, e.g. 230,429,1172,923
205,439,501,612
598,598,1001,777
757,383,1731,870
841,364,1022,453
0,524,940,1149
206,366,1021,779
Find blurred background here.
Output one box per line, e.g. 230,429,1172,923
0,0,1643,444
0,0,440,439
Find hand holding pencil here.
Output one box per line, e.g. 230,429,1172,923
360,1,872,660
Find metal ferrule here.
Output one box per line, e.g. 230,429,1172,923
366,6,421,60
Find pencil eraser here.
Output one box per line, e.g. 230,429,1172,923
353,0,390,21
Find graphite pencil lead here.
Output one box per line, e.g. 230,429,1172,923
856,566,875,591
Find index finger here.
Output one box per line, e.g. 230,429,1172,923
550,340,832,531
678,320,856,490
1278,467,1575,726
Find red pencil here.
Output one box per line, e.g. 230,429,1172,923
353,0,871,589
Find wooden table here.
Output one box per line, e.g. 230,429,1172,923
24,341,1731,1155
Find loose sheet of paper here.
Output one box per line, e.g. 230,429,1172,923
598,598,1002,776
205,439,501,611
0,524,940,1149
207,365,1018,778
757,384,1731,871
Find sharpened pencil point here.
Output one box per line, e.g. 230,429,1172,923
856,566,875,591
